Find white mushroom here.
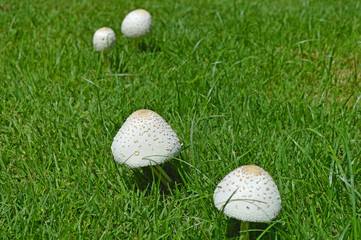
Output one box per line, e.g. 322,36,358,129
93,27,116,52
213,165,282,222
111,109,181,168
121,9,152,38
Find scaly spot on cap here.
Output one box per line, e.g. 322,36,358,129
99,27,112,32
132,109,155,118
242,165,265,176
134,9,150,16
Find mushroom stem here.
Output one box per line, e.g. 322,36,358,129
134,38,138,51
153,165,173,185
151,165,167,186
103,52,110,71
239,221,250,239
103,52,107,66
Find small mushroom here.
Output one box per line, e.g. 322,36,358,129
93,27,116,52
213,165,282,236
111,109,181,185
121,9,152,38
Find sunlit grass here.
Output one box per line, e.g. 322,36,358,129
0,0,360,239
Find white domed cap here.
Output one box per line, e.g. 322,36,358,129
121,9,152,38
93,27,116,52
213,165,282,222
111,109,181,168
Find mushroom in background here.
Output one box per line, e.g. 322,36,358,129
93,27,116,52
121,9,152,50
93,27,116,70
213,165,282,238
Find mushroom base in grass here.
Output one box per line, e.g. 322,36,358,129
130,160,184,190
225,218,250,239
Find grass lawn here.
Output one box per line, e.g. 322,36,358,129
1,0,360,239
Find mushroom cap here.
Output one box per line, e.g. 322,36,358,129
111,109,181,168
213,165,282,222
93,27,116,52
121,9,152,38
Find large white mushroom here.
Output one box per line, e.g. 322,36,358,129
93,27,116,52
121,9,152,38
111,109,181,184
213,165,282,236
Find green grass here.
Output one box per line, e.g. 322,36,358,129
1,0,360,238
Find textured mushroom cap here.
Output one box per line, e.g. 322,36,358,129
121,9,152,38
111,109,181,168
213,165,282,222
93,27,116,52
